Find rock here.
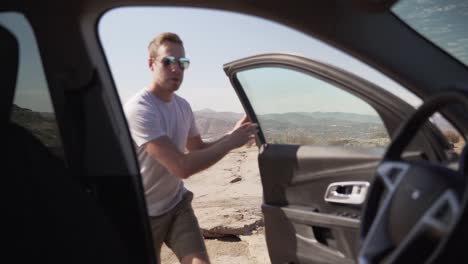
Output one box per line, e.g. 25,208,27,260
195,206,264,238
230,176,242,183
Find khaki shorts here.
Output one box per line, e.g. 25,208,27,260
149,191,207,262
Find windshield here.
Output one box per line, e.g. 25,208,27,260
392,0,468,67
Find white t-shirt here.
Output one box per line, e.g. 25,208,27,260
124,88,199,216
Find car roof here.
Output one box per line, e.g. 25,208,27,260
2,0,468,132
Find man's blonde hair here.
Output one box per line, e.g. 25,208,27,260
148,32,184,59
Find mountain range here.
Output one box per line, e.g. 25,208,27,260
194,109,388,145
10,104,64,158
10,105,458,153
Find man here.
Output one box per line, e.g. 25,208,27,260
124,32,257,264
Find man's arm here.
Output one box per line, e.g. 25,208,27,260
146,122,257,179
186,134,229,151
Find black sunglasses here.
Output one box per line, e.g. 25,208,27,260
160,56,190,70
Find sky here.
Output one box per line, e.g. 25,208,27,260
98,7,421,115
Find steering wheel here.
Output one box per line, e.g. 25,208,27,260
358,91,468,263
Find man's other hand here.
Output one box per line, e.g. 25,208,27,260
227,122,258,149
231,114,251,133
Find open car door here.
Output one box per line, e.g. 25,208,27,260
223,54,451,264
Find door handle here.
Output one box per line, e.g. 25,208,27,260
324,181,369,205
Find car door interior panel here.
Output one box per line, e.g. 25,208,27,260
259,144,380,263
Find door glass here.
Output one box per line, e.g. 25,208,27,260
236,66,390,148
0,12,64,160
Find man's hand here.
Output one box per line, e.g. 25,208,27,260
227,122,258,149
229,114,251,134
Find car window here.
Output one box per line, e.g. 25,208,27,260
0,12,64,160
236,66,390,148
392,0,468,68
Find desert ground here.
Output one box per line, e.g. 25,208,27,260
160,146,270,264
